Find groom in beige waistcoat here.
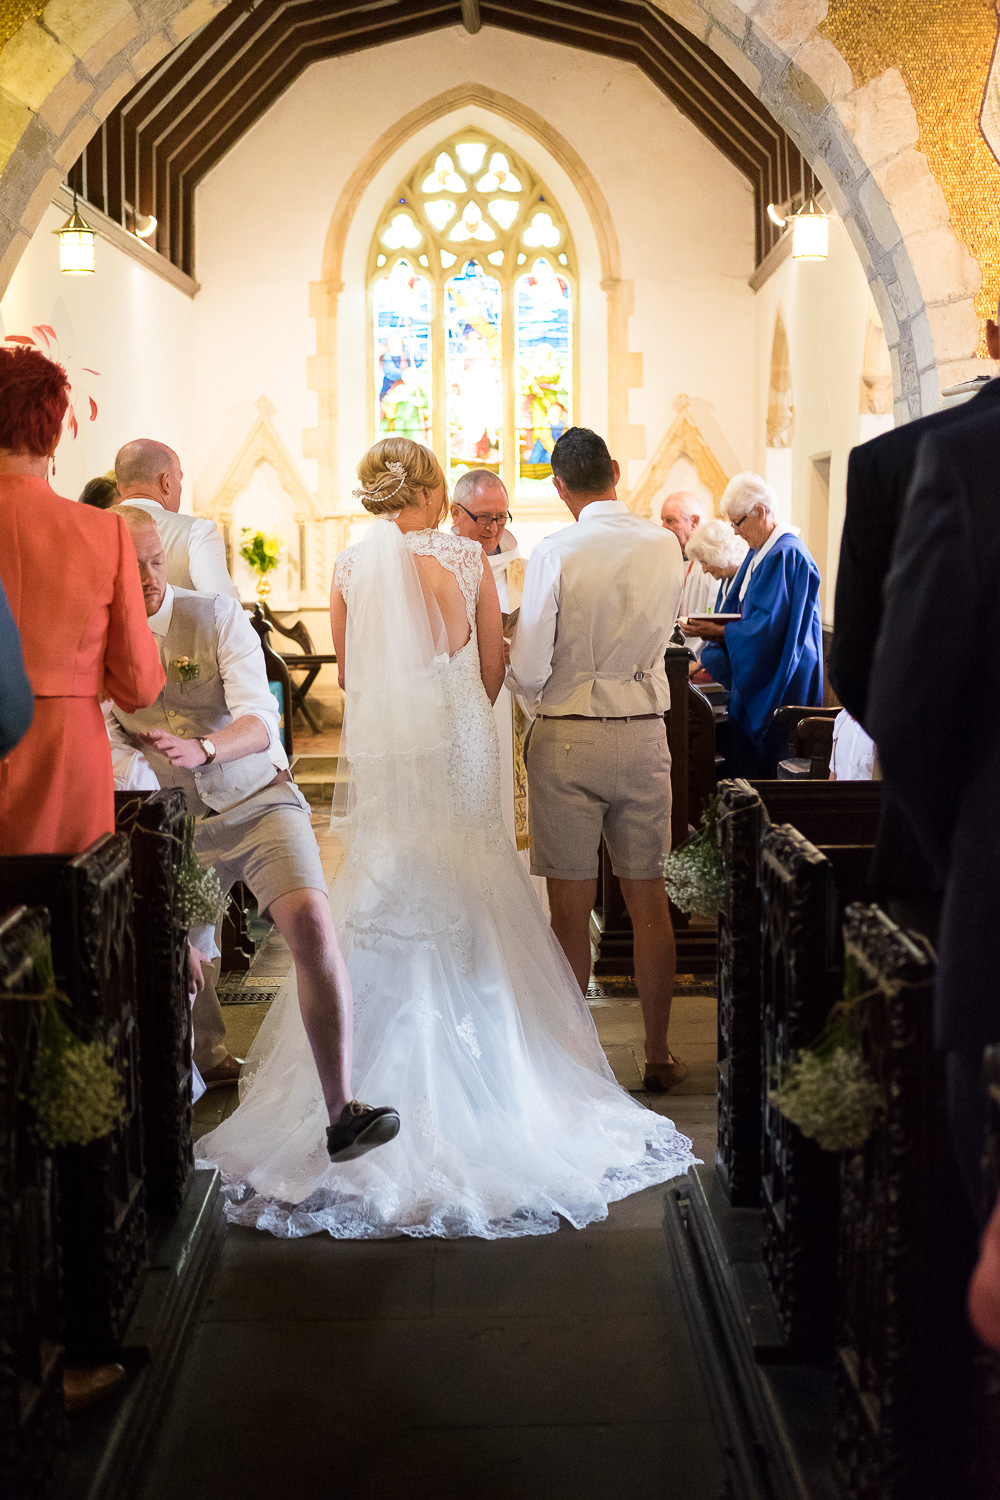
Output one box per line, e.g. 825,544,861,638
508,428,688,1091
451,470,547,909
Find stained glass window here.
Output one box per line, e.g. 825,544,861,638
516,260,571,493
373,260,432,443
370,132,576,501
446,260,503,477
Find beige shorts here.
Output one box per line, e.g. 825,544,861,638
526,716,672,881
194,782,326,916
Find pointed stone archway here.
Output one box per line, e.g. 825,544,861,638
0,0,985,417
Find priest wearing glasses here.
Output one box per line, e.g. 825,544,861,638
451,469,546,908
686,471,823,777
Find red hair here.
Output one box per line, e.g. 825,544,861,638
0,346,70,456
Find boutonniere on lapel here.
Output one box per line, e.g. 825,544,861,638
175,656,200,684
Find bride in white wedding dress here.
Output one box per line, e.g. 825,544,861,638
197,438,695,1239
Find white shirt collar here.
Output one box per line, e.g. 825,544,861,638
123,494,167,511
147,583,175,637
577,498,628,522
738,523,801,601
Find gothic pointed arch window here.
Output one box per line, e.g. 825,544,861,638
370,130,576,503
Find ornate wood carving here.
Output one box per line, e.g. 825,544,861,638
759,822,843,1356
834,904,986,1500
0,837,148,1363
115,791,193,1220
716,779,767,1205
716,779,881,1209
0,906,63,1500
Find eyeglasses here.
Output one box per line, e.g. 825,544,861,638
732,509,757,532
454,501,512,530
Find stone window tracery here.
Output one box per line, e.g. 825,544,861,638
369,130,576,502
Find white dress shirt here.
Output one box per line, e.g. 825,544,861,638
508,499,685,717
830,710,876,781
106,585,286,767
125,497,239,599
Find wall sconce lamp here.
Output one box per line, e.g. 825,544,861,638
134,213,157,240
53,192,96,274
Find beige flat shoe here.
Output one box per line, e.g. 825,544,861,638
642,1055,690,1093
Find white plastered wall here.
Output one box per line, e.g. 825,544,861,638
0,203,195,504
191,25,757,515
752,217,893,622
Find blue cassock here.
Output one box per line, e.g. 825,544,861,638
701,533,823,776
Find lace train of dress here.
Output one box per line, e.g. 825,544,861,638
196,527,696,1239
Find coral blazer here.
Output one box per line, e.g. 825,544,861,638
0,476,165,855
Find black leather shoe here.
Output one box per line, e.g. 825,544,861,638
327,1100,400,1162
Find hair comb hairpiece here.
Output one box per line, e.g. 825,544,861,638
352,459,407,504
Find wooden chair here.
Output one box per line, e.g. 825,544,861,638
245,604,293,759
261,603,337,735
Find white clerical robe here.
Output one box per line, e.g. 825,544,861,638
484,531,549,913
676,558,717,658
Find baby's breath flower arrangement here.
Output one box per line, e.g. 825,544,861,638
173,818,231,929
663,796,725,917
768,954,887,1153
22,944,126,1149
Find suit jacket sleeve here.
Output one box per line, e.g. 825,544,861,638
831,445,884,729
0,576,33,755
868,433,974,878
103,515,166,713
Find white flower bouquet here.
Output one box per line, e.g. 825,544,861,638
173,817,231,929
663,796,725,917
23,943,126,1149
768,955,887,1153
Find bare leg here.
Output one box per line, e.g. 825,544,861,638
267,887,353,1122
620,877,676,1067
546,877,597,993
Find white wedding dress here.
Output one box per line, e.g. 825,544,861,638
197,522,694,1239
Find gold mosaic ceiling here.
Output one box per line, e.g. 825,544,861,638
0,0,43,50
822,0,1000,351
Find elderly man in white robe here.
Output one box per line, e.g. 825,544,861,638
660,490,715,660
451,469,546,909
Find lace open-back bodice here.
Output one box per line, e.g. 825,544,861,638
198,522,695,1241
335,528,507,845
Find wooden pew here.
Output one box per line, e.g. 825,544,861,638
593,653,718,979
758,825,872,1357
0,837,147,1364
0,906,63,1500
716,777,881,1206
114,789,193,1219
835,905,987,1500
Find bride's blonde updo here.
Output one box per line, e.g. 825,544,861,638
355,436,448,524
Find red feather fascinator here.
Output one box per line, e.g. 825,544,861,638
3,324,98,438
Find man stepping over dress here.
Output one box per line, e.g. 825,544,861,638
107,504,398,1161
508,427,689,1092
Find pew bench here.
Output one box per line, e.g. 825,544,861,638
716,777,881,1205
0,905,64,1499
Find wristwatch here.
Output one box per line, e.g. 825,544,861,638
198,737,218,765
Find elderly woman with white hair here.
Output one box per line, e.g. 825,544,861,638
684,517,749,616
694,472,823,776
